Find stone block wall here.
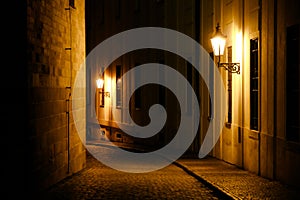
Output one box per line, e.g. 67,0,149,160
26,0,86,194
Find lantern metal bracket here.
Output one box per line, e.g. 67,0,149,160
218,62,240,74
100,91,110,98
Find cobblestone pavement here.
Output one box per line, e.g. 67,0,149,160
176,157,300,200
41,145,229,200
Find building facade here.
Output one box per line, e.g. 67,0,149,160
200,0,300,188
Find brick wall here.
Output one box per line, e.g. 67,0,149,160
27,0,86,194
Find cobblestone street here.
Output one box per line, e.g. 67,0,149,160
41,145,227,200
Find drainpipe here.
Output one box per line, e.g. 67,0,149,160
66,88,71,174
65,1,75,174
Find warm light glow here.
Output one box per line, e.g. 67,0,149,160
96,78,104,89
236,32,242,63
117,78,121,84
106,77,112,93
210,24,227,56
211,37,226,56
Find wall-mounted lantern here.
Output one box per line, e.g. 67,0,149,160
96,77,104,89
210,23,240,74
96,76,110,97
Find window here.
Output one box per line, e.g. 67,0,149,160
99,67,105,107
116,65,122,108
286,24,300,142
250,38,259,130
99,86,105,107
227,46,233,124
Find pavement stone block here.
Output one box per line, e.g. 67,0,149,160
175,157,300,200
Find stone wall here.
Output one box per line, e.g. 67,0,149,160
27,0,86,195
